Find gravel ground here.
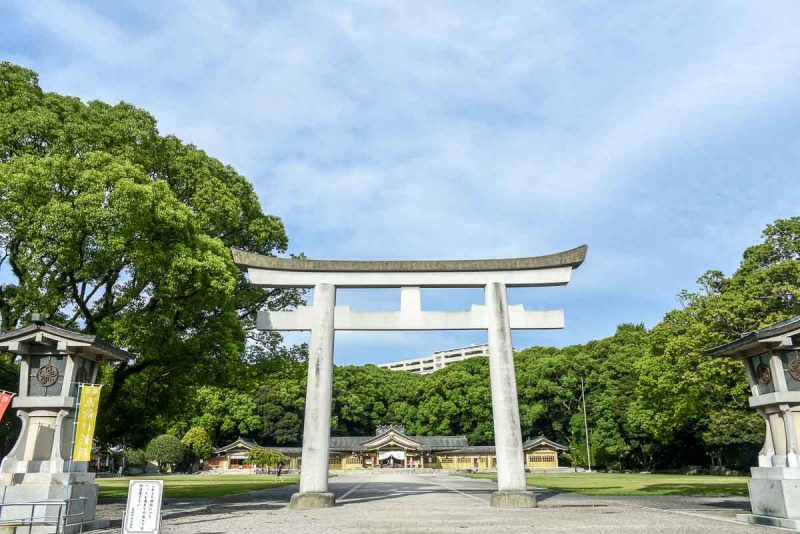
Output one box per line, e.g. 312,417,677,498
93,472,772,534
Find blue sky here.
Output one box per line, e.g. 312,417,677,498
3,1,800,365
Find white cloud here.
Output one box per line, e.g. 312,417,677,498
5,0,800,356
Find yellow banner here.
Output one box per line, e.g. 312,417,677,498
72,385,102,462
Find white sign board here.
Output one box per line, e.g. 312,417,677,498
123,480,164,534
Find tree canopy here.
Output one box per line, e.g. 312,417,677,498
181,426,213,460
0,62,302,445
246,449,284,468
146,434,184,473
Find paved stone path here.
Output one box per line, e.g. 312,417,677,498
96,473,772,533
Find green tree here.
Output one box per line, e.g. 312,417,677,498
582,324,653,470
700,409,764,469
0,62,302,445
411,358,492,443
246,449,284,469
123,448,147,467
630,217,800,467
515,345,594,461
182,426,213,459
184,386,262,444
146,434,184,473
181,426,213,472
255,378,306,445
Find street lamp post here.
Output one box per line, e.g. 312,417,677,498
580,376,592,473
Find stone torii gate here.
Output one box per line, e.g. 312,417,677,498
232,245,587,510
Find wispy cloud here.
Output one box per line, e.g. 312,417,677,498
3,1,800,361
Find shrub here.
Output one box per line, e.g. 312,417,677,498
123,448,147,467
146,435,185,473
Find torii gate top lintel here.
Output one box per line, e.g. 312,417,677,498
231,244,588,289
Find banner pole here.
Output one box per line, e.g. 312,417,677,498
65,383,82,520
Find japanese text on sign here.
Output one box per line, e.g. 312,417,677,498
123,480,164,534
71,384,102,462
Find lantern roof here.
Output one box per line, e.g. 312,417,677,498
0,316,131,362
705,315,800,358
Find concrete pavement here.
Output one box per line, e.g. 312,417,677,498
96,472,775,533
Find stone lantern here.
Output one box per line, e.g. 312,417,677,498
0,315,130,533
707,316,800,531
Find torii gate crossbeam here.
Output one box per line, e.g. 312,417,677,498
233,245,587,510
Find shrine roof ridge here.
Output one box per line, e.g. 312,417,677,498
231,245,588,273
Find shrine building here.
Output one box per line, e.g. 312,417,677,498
208,425,566,472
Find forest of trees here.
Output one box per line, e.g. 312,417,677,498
165,214,798,471
1,61,798,470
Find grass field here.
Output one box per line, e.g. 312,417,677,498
464,472,749,496
96,474,299,499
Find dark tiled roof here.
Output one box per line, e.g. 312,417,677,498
213,437,302,455
0,321,133,361
417,436,469,449
212,437,261,454
330,434,468,452
445,446,496,454
705,315,800,357
522,436,568,451
265,446,302,455
330,436,372,450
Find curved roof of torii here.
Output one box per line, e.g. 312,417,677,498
231,245,588,273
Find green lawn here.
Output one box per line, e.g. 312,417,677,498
464,472,749,496
96,474,299,499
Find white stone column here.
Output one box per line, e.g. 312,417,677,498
756,408,776,467
782,405,800,468
290,283,336,509
485,282,537,508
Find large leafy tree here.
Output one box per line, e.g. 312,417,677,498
411,357,493,443
182,386,262,444
0,62,301,444
629,218,800,466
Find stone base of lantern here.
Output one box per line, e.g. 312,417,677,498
0,472,103,534
737,466,800,532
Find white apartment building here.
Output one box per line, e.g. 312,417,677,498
377,343,492,375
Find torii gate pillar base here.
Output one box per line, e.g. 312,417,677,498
289,492,335,510
490,490,538,508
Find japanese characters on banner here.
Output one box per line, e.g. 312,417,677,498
72,384,102,462
123,480,164,534
0,391,14,423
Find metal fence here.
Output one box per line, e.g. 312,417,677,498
0,497,87,533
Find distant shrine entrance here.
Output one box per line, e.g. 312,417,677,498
209,424,568,472
232,245,588,509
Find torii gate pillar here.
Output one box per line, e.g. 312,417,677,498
485,282,533,506
291,283,336,509
233,245,587,509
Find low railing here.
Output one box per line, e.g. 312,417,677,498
0,497,87,533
